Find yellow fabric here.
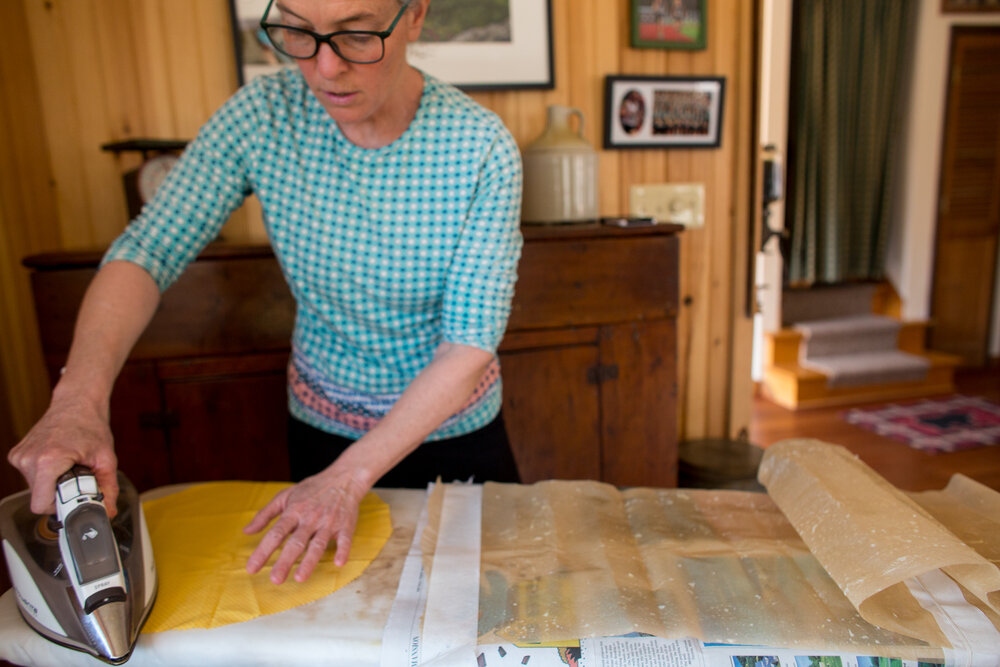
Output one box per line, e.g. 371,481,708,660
140,481,392,633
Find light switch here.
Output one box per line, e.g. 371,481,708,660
629,183,705,228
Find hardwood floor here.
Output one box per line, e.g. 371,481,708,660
749,366,1000,492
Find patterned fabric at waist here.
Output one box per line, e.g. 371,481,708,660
288,349,502,440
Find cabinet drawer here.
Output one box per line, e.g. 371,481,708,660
508,235,679,331
29,255,295,364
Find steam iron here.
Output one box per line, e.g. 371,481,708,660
0,466,157,664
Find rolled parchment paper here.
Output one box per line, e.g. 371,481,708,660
758,438,1000,649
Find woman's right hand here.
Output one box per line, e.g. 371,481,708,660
8,260,162,518
7,391,119,517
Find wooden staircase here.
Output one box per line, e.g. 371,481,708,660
762,320,962,410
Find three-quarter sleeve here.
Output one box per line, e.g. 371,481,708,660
441,126,523,353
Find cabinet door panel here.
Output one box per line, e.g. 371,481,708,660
111,363,173,492
162,372,290,483
599,320,678,487
500,346,601,483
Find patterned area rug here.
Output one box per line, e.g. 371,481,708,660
843,395,1000,454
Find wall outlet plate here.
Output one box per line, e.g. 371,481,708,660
629,183,705,228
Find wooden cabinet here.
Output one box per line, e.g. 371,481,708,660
26,248,295,492
500,224,680,486
24,224,680,492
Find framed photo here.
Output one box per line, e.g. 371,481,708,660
603,75,725,149
941,0,1000,11
631,0,707,50
229,0,554,90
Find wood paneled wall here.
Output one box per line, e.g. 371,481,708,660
0,0,755,447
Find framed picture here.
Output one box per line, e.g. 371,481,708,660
603,75,725,149
941,0,1000,11
229,0,554,90
630,0,707,50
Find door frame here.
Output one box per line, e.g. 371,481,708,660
749,0,792,384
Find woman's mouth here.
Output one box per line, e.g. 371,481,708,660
322,90,359,105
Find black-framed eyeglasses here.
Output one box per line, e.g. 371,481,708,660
260,0,412,64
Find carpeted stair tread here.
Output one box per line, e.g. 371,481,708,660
782,283,879,326
794,314,901,358
793,314,899,337
792,315,931,389
764,313,960,408
800,350,931,389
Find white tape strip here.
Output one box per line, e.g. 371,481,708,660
904,568,1000,666
420,484,482,666
380,486,432,667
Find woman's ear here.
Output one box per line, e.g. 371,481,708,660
404,0,430,42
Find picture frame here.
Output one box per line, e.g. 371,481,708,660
630,0,707,50
229,0,554,91
603,75,725,149
941,0,1000,11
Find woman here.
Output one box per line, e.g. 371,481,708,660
9,0,523,586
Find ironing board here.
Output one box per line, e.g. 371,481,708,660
1,463,998,666
0,488,422,667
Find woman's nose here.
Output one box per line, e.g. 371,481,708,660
315,41,349,78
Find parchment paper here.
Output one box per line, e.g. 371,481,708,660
759,438,1000,651
476,477,946,659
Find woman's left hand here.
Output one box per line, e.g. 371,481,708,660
242,343,495,584
243,467,370,584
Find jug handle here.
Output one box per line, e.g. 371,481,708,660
569,108,585,137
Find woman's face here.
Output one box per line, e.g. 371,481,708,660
273,0,424,128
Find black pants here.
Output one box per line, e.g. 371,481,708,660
287,411,521,488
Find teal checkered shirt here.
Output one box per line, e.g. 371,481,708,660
104,69,523,440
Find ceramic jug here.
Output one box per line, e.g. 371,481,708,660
521,105,599,224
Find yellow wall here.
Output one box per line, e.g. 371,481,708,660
0,0,754,445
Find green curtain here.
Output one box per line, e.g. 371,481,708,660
786,0,917,286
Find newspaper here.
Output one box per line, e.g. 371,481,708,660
471,635,949,666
